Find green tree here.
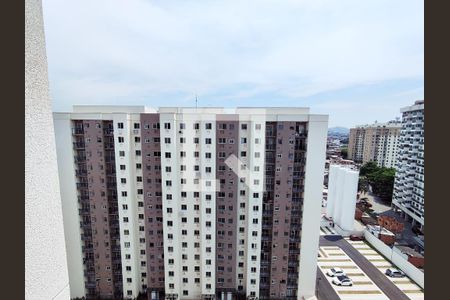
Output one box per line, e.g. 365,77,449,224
360,161,378,177
359,162,396,203
358,176,369,195
340,147,348,159
367,168,396,202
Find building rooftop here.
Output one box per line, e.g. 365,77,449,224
352,120,402,129
396,245,424,258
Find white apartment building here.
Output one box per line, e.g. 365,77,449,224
54,106,328,300
392,100,425,229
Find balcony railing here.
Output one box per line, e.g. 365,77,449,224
73,142,85,149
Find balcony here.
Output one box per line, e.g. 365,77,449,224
72,128,84,135
103,129,114,136
104,142,115,150
76,182,89,189
73,142,85,149
76,169,87,176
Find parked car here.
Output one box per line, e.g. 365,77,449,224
332,275,353,286
326,267,346,277
350,234,364,241
385,268,406,278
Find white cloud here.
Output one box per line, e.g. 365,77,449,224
42,0,424,113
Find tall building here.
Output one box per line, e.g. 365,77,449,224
55,106,328,300
348,121,401,168
392,100,425,229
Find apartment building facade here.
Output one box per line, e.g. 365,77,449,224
55,106,328,300
392,100,425,229
348,121,401,168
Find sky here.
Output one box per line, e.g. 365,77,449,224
42,0,424,128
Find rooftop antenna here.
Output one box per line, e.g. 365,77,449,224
195,94,198,108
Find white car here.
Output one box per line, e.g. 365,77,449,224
326,267,346,277
332,275,353,286
385,268,406,278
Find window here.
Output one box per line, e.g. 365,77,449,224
241,137,247,144
180,137,186,143
229,139,234,144
165,152,171,158
241,124,247,130
119,151,125,157
240,151,246,157
205,138,212,144
136,163,142,169
118,137,124,143
121,178,126,184
205,152,212,159
180,123,186,130
194,123,200,130
117,122,124,129
255,124,261,130
165,137,171,144
164,123,171,129
205,123,212,130
135,136,140,143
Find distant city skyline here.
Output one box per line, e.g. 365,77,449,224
43,0,424,127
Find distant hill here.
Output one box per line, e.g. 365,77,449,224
328,126,349,135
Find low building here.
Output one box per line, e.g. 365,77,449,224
394,246,425,269
378,216,404,234
367,225,396,246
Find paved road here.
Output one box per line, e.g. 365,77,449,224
316,267,340,300
320,235,410,300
